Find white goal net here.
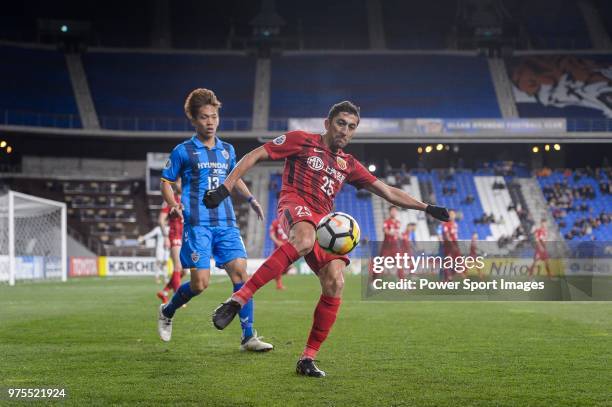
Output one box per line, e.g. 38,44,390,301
0,190,67,285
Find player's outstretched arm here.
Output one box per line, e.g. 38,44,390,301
364,180,450,222
204,146,270,209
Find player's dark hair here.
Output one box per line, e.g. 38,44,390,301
184,88,222,120
327,101,360,123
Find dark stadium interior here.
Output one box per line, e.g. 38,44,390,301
0,0,611,253
1,1,612,405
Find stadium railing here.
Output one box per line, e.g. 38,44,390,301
4,110,612,133
1,109,81,128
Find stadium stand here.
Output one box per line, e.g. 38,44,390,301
82,51,255,131
538,168,612,241
269,54,501,124
0,45,81,128
416,169,491,241
508,54,612,121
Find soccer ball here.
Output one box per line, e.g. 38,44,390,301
316,212,360,255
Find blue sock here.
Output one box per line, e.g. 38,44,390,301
163,282,198,318
234,282,254,338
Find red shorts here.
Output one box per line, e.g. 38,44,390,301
534,249,549,261
277,199,349,274
169,221,183,248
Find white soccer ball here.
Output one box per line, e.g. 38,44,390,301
316,212,360,255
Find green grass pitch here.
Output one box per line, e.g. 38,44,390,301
1,275,611,406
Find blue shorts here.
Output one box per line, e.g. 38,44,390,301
180,224,247,270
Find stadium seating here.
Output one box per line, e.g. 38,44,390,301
269,54,501,124
416,170,492,241
82,51,256,131
0,45,80,128
507,54,612,121
538,169,612,241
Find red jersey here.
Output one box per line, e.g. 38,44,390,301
534,226,547,242
400,231,413,255
264,131,377,214
383,218,401,243
269,219,288,247
161,193,182,228
442,221,458,242
470,240,478,257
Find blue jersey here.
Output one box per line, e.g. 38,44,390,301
161,135,237,227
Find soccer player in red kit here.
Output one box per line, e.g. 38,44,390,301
205,101,449,377
269,218,289,290
529,218,552,278
400,223,416,276
157,180,185,303
442,209,461,280
380,206,403,279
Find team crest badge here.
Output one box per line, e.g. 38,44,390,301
273,135,286,145
221,150,229,160
191,252,200,263
336,156,347,170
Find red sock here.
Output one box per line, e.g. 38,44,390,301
301,295,341,360
165,271,181,293
233,242,299,304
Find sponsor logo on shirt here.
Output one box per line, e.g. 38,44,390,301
197,162,229,170
307,156,325,171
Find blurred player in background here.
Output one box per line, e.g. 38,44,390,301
442,209,461,280
157,88,273,352
381,206,402,279
138,223,169,284
400,222,416,276
469,232,484,279
529,218,553,278
206,101,449,377
156,178,186,304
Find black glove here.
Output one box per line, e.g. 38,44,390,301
203,184,230,208
426,205,450,222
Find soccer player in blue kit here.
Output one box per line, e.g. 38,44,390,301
157,88,273,352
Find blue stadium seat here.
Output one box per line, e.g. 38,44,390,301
538,170,612,241
82,52,255,131
270,55,500,123
417,170,491,240
0,45,80,128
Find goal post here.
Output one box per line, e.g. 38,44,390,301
0,190,67,286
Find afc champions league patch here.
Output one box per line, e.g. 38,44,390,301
164,159,171,169
336,156,347,170
272,134,286,145
221,150,230,160
191,252,200,263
